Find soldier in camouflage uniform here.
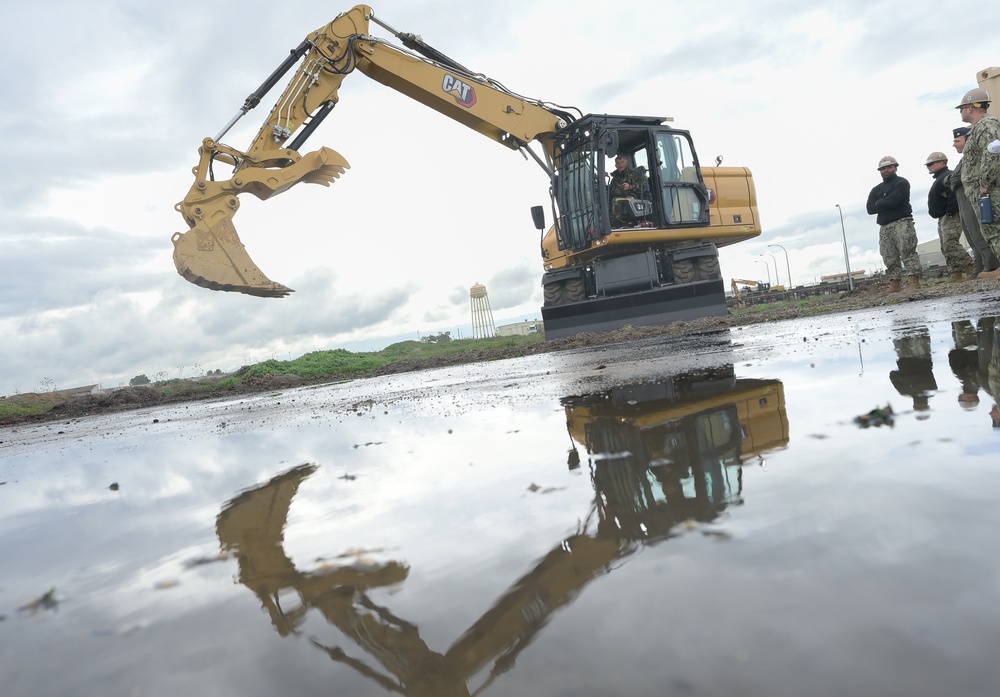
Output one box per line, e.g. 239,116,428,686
949,320,982,410
867,155,921,292
957,87,1000,278
978,317,1000,428
889,327,936,414
925,151,971,281
609,154,647,228
947,126,999,278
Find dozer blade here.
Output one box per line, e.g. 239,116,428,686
172,216,293,298
541,280,728,339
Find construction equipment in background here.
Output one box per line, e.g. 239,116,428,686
730,278,770,306
172,4,761,338
214,366,787,695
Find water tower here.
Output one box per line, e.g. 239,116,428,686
469,282,496,339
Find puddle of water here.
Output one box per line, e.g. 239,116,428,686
2,300,1000,696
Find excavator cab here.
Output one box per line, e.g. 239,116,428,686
549,115,712,252
540,115,736,338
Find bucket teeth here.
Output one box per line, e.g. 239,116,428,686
172,217,293,297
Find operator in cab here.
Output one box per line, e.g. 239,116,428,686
609,154,647,228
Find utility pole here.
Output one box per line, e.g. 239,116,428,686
835,204,855,290
755,259,771,285
761,253,781,287
768,244,792,289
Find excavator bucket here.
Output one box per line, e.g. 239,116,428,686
172,217,294,298
172,145,351,298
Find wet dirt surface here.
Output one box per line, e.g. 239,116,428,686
3,284,1000,696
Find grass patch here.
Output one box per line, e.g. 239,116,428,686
381,335,543,360
237,349,392,380
234,336,545,380
0,399,57,418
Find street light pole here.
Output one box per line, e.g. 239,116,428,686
835,204,855,291
755,259,771,285
768,244,792,289
762,253,781,287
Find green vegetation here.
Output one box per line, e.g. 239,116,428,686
229,336,544,380
237,348,392,380
0,398,57,418
0,334,546,420
381,334,543,360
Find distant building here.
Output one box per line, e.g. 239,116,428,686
819,270,866,284
497,320,542,337
51,385,99,398
917,235,971,269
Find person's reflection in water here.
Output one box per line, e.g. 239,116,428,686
889,327,937,417
978,316,1000,428
949,320,982,411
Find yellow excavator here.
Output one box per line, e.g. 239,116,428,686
729,278,786,307
214,367,787,695
730,278,769,307
172,5,761,337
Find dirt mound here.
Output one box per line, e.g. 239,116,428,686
243,374,304,389
46,386,164,418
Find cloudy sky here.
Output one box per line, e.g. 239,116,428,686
2,0,999,395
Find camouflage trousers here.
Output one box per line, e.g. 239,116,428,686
879,217,920,281
937,212,970,273
981,219,1000,264
969,192,1000,265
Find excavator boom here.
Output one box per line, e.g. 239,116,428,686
171,4,569,297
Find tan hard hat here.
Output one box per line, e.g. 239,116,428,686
877,155,899,170
956,88,991,108
925,151,948,165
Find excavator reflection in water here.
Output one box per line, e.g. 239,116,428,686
216,367,787,696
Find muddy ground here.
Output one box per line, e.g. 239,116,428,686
3,278,996,426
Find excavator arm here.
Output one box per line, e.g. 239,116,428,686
171,4,573,297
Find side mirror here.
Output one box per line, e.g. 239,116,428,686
602,130,619,155
530,205,545,230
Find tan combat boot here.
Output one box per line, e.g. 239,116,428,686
887,279,902,293
907,275,921,290
949,270,965,283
